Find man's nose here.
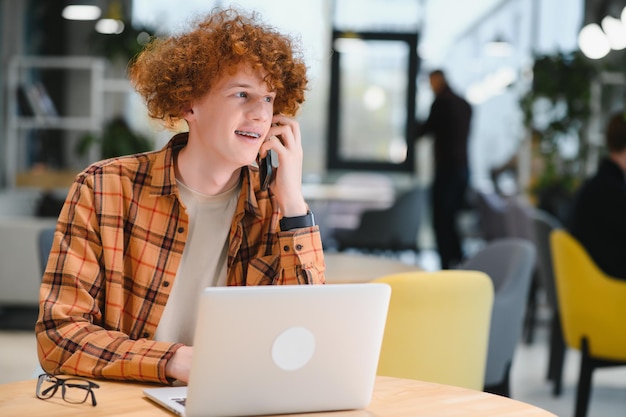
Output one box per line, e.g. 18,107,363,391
247,99,271,121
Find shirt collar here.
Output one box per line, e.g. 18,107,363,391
150,132,263,218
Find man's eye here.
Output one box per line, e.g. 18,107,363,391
235,92,248,98
264,96,274,103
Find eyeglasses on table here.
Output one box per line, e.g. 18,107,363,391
36,373,100,406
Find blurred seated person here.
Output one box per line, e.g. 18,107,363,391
567,111,626,280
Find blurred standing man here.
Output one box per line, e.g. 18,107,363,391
416,69,472,269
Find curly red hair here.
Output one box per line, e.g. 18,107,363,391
128,7,308,129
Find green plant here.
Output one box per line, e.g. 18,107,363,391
90,23,155,63
76,117,153,160
520,51,598,197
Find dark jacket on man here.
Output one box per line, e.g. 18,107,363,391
416,85,472,169
568,157,626,280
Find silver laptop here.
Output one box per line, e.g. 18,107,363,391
144,283,390,417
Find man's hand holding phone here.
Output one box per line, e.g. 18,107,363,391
258,114,308,218
258,151,274,191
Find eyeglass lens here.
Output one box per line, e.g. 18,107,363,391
36,374,59,399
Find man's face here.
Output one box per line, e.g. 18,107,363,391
186,63,277,168
429,74,445,95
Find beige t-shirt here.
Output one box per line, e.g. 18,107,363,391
154,179,240,345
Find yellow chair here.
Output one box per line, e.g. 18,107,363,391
550,229,626,417
372,270,494,390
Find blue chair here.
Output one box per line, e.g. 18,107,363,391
33,226,55,377
38,227,56,276
459,238,536,397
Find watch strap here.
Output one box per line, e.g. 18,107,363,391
280,210,315,231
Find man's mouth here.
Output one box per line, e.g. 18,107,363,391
235,130,261,139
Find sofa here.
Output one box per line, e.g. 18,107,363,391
0,189,58,306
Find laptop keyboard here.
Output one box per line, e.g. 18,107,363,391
172,397,187,407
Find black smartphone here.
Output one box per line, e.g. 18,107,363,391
258,151,274,191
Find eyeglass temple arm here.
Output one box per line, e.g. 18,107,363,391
89,389,97,406
39,384,58,397
64,382,99,406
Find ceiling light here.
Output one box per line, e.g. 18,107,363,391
62,5,101,21
95,19,125,35
578,23,611,59
95,0,125,35
601,16,626,50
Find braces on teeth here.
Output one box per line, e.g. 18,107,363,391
235,130,261,138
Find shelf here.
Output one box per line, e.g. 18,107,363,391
15,170,79,190
4,55,130,189
10,116,100,130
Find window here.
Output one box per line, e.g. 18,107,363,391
326,30,419,172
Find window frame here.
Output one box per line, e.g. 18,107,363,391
326,30,420,172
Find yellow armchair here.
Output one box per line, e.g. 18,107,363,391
550,229,626,417
372,271,493,391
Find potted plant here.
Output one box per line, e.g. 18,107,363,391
520,51,598,221
75,116,153,160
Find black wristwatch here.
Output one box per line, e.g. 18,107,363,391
280,210,315,231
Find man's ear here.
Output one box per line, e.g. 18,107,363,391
182,105,195,121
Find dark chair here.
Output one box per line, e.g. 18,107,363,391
333,186,424,257
322,172,395,232
474,191,508,242
459,238,536,397
531,209,565,396
38,227,55,276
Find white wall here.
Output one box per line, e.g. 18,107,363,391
429,0,584,192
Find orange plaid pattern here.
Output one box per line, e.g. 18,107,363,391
36,133,325,384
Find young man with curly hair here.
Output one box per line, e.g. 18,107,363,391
36,7,325,385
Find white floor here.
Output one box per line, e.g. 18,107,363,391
510,320,626,417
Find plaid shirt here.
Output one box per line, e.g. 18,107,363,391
36,133,325,384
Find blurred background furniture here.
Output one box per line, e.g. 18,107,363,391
459,238,536,397
550,229,626,417
373,270,494,391
503,196,541,346
473,191,542,347
320,172,395,231
531,209,565,396
323,252,419,284
332,186,425,258
301,175,396,248
0,217,56,306
38,227,55,276
0,189,58,307
474,191,508,242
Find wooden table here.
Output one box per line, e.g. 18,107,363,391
0,375,556,417
324,252,420,283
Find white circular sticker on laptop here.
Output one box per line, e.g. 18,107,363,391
272,326,316,371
